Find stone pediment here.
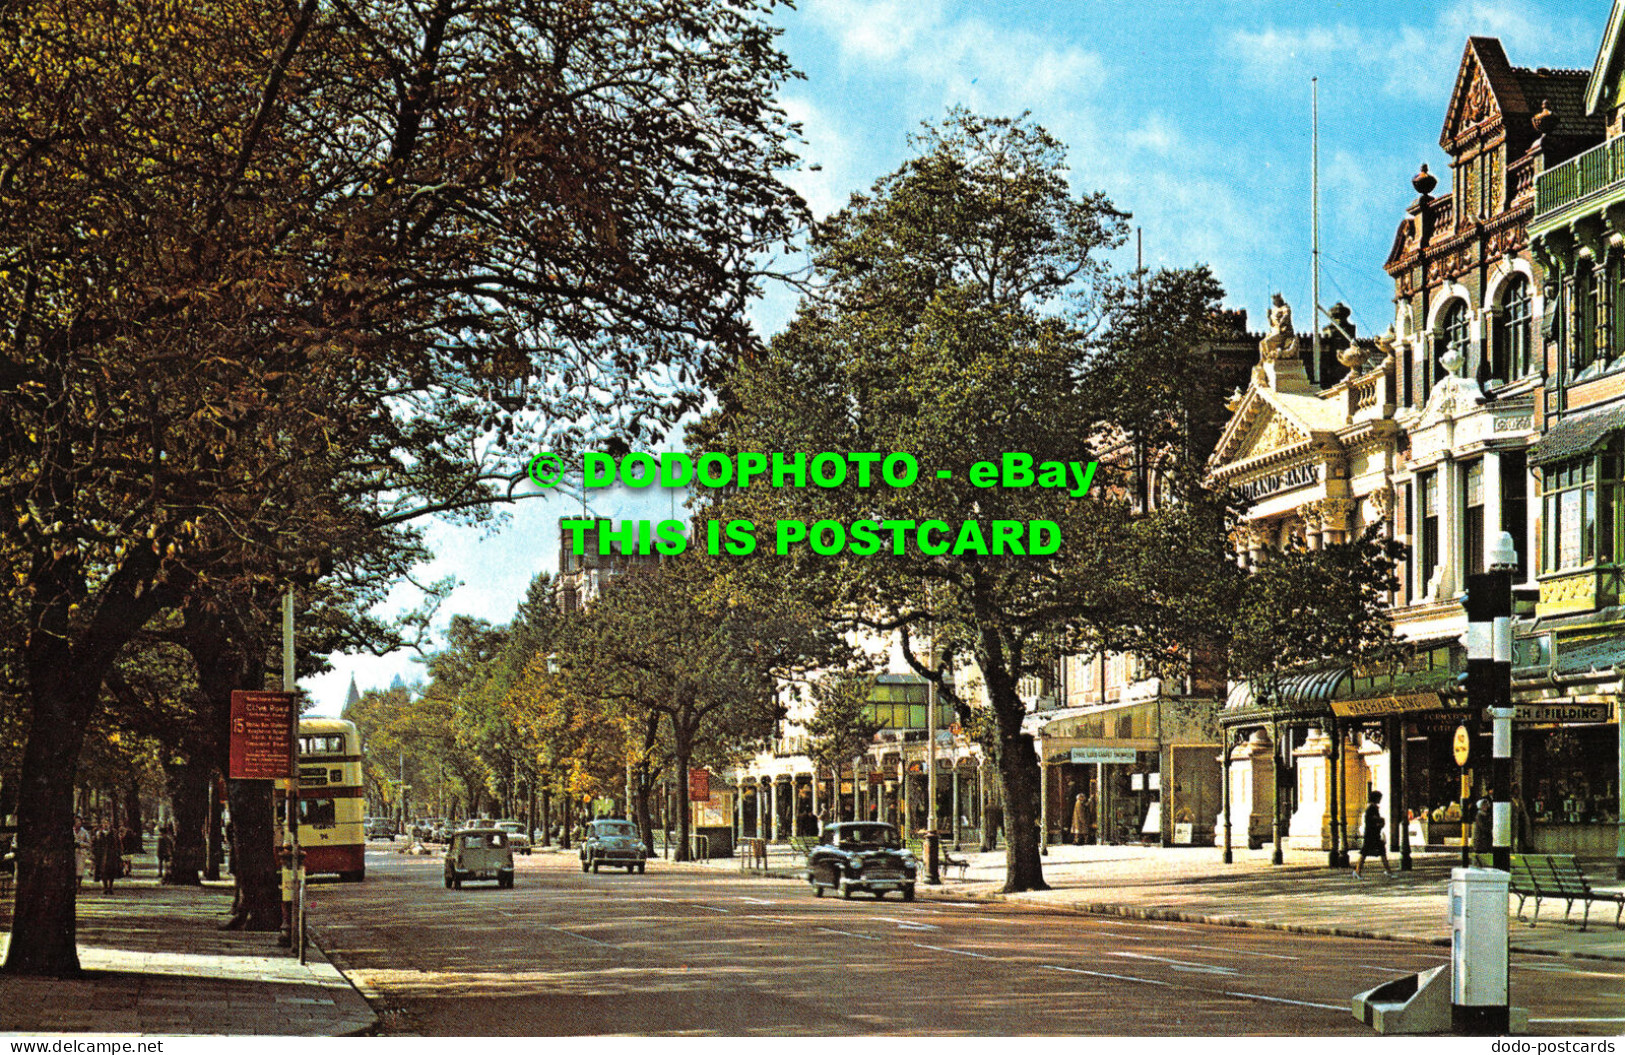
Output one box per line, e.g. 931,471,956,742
1211,388,1318,470
1414,371,1486,429
1235,409,1309,463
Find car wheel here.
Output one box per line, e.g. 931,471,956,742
453,877,462,890
499,873,513,889
841,882,854,900
813,883,824,897
444,874,452,889
581,858,589,873
591,861,600,874
902,885,915,902
637,863,645,874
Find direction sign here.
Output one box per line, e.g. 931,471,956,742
228,690,295,780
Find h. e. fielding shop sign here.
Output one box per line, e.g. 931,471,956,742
1235,464,1319,502
1513,702,1612,724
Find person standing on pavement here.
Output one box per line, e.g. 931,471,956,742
1471,795,1494,853
1352,791,1393,879
73,816,91,890
92,819,120,893
1070,791,1094,845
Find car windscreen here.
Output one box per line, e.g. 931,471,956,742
596,822,637,838
840,825,901,849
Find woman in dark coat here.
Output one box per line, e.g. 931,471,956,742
91,820,120,893
1352,790,1393,880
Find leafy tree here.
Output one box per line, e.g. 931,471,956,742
698,112,1246,892
0,0,806,974
802,673,881,819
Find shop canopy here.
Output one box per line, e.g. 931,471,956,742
1222,646,1464,726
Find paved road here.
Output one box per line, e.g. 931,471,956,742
307,843,1625,1036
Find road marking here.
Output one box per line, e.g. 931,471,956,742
543,925,612,947
1188,944,1298,961
1112,952,1237,976
816,928,881,941
1221,991,1346,1012
736,896,777,905
1040,964,1172,987
873,916,939,930
1530,1017,1625,1024
913,943,993,959
697,905,730,913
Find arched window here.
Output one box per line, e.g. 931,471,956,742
1437,299,1471,383
1492,274,1532,384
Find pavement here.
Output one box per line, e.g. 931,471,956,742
0,849,375,1036
698,838,1625,961
3,837,1623,1036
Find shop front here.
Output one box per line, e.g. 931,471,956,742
1039,697,1220,847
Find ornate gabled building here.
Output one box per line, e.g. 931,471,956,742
1522,0,1625,870
1385,38,1598,641
1206,301,1404,854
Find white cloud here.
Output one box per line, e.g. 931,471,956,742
1229,0,1597,98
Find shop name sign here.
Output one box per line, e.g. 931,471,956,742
1235,464,1319,502
1330,692,1442,717
1069,747,1137,764
1513,702,1612,724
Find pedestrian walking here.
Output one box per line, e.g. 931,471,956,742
157,822,174,880
73,817,91,890
1351,791,1393,879
118,824,137,877
92,819,120,893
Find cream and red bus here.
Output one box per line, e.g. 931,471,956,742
296,718,366,881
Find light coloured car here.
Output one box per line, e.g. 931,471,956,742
444,828,515,889
494,820,531,855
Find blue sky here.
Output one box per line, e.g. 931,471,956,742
304,0,1609,714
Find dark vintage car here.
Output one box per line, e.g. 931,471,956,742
444,828,515,889
806,822,916,900
580,819,648,873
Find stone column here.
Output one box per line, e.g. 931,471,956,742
1289,726,1334,850
1483,452,1503,576
1439,458,1460,598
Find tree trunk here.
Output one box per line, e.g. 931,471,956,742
673,714,694,862
164,762,210,886
539,788,552,847
2,685,91,976
225,780,281,929
633,763,655,853
974,624,1048,893
204,780,224,881
123,781,143,851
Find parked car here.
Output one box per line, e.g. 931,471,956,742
494,820,531,855
579,819,648,873
364,817,395,840
444,828,515,889
806,822,916,900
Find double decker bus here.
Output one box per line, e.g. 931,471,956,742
295,718,365,881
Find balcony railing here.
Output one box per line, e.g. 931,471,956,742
1535,136,1625,221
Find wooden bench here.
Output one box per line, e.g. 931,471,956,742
906,837,968,880
788,836,813,860
1511,853,1625,931
1469,853,1538,921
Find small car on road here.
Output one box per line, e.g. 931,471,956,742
806,822,916,900
580,819,648,873
444,828,515,889
494,820,531,855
